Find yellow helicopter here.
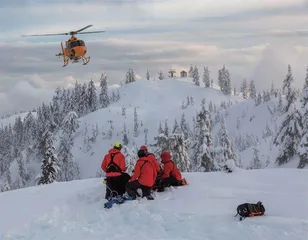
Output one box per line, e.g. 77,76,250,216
21,25,105,67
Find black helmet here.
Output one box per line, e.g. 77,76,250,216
137,149,146,158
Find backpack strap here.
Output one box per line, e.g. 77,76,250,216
106,152,122,173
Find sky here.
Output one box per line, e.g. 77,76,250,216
1,0,308,116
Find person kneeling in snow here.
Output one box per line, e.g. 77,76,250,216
158,151,187,188
126,149,157,200
140,145,162,175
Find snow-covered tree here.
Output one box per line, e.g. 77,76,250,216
203,66,210,88
122,122,129,146
99,73,109,108
57,111,80,181
298,86,308,168
144,128,148,145
158,70,164,80
283,64,296,112
38,130,60,185
168,129,190,172
87,79,97,112
191,107,214,172
188,65,194,77
134,107,139,137
241,79,249,99
192,66,200,86
273,103,303,165
146,69,150,80
250,147,261,169
249,80,257,99
125,68,136,83
214,116,237,167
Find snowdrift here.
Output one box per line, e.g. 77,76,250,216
1,168,307,240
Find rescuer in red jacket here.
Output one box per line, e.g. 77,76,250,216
126,149,157,200
159,151,187,187
101,141,130,200
140,145,161,174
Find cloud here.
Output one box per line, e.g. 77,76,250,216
0,0,308,116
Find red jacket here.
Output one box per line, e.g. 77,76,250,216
147,153,161,174
101,148,126,177
129,156,157,187
160,152,182,180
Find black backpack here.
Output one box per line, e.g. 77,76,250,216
106,152,122,173
235,201,265,220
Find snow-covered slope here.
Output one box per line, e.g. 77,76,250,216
2,76,305,190
71,77,244,178
1,169,307,240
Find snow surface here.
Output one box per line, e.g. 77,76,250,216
1,169,308,240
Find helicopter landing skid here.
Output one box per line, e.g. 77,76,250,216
82,56,90,65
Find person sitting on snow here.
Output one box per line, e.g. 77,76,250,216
101,141,130,200
126,149,157,200
158,151,187,188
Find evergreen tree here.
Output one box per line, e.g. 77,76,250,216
57,111,80,181
87,79,97,112
99,73,109,108
215,116,237,167
164,119,169,137
304,66,308,90
168,128,190,172
223,68,232,95
144,128,148,145
134,107,139,137
180,113,191,139
122,122,129,145
188,65,194,77
241,79,249,99
203,66,210,87
122,105,126,116
125,68,136,83
273,103,303,165
146,69,150,80
298,86,308,168
270,81,275,96
249,80,257,99
250,147,261,169
151,125,169,155
255,93,262,106
192,66,200,86
191,107,214,171
283,64,296,112
38,130,60,185
158,70,164,80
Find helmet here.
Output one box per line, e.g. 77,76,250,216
140,145,147,150
113,141,122,149
138,149,146,158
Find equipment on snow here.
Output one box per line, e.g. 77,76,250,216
234,201,265,221
104,195,133,209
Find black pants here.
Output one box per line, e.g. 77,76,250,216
105,172,130,200
126,180,153,200
160,176,184,187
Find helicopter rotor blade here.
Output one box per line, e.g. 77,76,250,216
77,30,105,35
75,25,93,33
21,33,69,37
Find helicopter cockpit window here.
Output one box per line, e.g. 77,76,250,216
68,40,85,48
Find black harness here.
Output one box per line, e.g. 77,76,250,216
106,152,122,173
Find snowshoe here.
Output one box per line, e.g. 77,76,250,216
104,195,133,209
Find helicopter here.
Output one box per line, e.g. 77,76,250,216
21,25,105,67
